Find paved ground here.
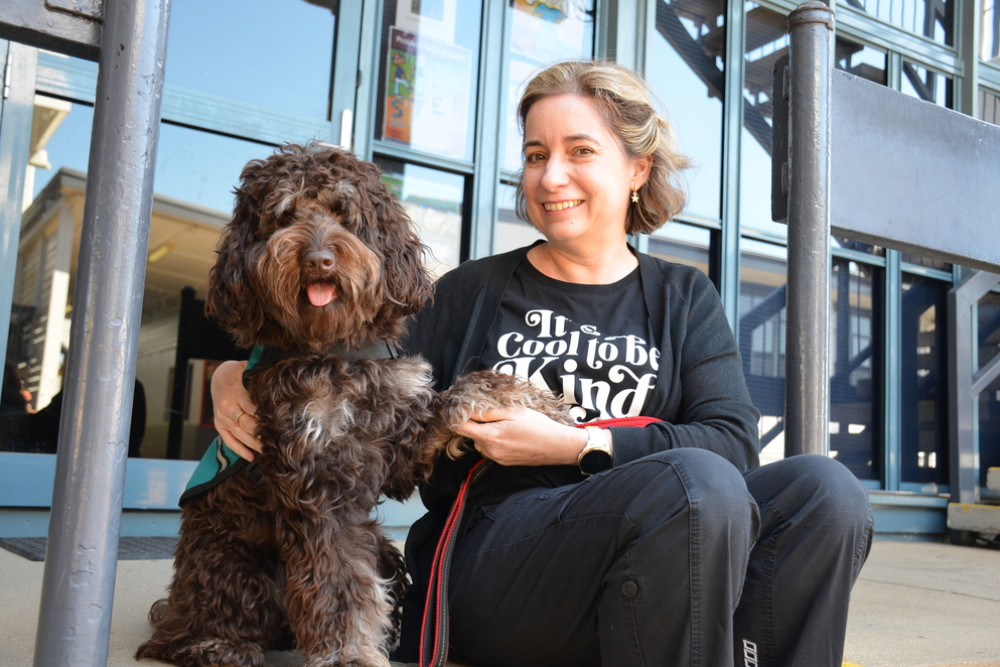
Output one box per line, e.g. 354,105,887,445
1,538,998,666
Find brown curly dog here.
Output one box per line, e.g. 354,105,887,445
136,143,439,667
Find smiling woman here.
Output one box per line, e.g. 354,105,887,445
518,93,647,261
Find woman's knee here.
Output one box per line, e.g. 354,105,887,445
624,448,758,533
755,454,873,533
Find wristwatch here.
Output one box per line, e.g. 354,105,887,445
578,426,613,476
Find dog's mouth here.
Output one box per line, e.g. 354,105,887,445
305,281,338,307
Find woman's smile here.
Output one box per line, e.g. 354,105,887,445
542,199,583,212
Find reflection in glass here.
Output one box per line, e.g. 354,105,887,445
900,273,949,487
155,124,274,215
833,237,883,255
649,222,712,277
983,0,1000,63
376,157,465,278
900,250,952,272
649,0,725,221
979,90,1000,126
496,183,544,255
901,61,954,108
840,0,953,47
15,102,276,459
140,129,275,456
166,0,335,119
835,38,887,84
376,0,482,162
502,0,595,173
28,98,91,202
978,290,1000,489
739,239,787,464
739,4,789,238
830,258,881,481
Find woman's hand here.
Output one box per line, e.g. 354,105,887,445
454,406,588,467
211,360,262,461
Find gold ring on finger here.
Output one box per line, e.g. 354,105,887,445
234,408,246,427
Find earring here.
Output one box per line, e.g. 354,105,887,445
631,188,640,204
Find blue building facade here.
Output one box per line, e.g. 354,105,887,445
0,0,998,539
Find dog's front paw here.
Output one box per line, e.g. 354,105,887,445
136,635,266,667
303,652,389,667
428,369,575,460
185,638,267,667
146,597,169,624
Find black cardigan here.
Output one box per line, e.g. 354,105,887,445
392,243,761,659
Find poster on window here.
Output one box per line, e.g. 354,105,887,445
383,26,471,159
395,0,457,43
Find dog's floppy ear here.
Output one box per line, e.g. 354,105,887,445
353,159,434,336
204,159,271,347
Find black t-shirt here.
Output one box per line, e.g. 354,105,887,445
479,258,660,424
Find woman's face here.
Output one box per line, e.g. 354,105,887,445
521,93,649,247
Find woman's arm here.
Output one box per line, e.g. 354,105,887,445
610,267,761,472
210,359,263,461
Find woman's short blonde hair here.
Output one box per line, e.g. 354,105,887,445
514,60,692,235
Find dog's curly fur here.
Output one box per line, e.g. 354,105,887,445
135,143,439,667
428,370,576,460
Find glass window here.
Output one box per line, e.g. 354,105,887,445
739,238,787,464
982,373,1000,490
979,289,1000,489
166,0,336,119
495,182,544,255
982,0,1000,63
155,124,274,215
739,3,789,238
980,289,1000,370
17,99,274,460
840,0,953,47
900,250,952,272
835,39,887,85
648,222,712,277
375,0,482,162
501,0,596,174
979,89,1000,126
376,157,465,278
13,97,95,443
900,272,949,488
901,61,954,108
649,0,725,221
830,258,882,481
834,238,884,255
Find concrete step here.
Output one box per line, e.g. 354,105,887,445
948,501,1000,533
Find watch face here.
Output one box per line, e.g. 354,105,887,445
580,449,612,475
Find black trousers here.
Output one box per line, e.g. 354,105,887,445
445,449,873,667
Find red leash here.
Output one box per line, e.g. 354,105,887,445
419,458,491,667
417,416,662,667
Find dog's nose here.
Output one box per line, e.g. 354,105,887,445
304,250,335,273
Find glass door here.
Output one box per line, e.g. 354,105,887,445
0,1,361,527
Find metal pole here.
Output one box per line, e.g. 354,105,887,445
33,0,170,664
784,1,834,457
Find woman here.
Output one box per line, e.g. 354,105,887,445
214,60,873,666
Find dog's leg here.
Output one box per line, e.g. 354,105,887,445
277,513,393,667
136,475,286,667
376,532,408,650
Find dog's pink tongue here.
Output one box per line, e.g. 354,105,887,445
306,282,336,307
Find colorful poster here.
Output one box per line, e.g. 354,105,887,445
383,27,472,159
395,0,457,43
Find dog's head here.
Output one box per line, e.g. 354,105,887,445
205,143,433,352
